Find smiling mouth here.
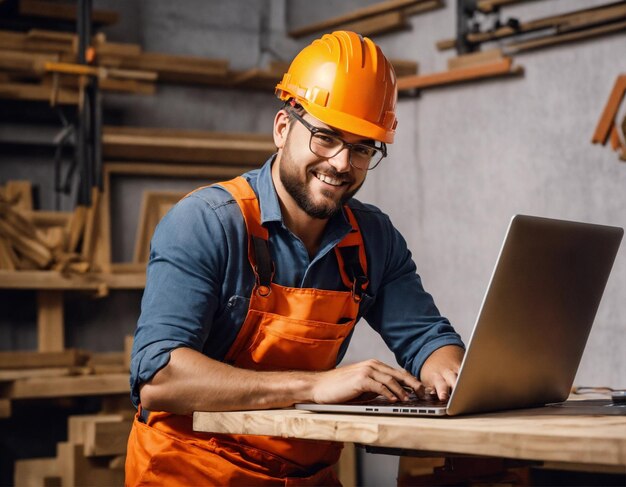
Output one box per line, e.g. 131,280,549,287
313,171,350,187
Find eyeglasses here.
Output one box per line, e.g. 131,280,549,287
286,108,387,171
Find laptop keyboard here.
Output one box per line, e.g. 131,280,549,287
347,393,448,408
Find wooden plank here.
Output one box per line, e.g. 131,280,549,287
57,442,124,487
0,218,53,268
6,180,33,211
102,126,274,164
19,0,120,25
0,269,145,290
84,419,133,456
398,58,523,92
477,0,542,13
508,19,626,55
0,398,10,418
336,442,357,487
402,0,444,16
80,188,100,267
14,457,60,487
37,290,64,352
0,81,78,104
0,236,17,270
5,373,130,399
68,414,124,444
288,0,426,38
448,48,503,70
105,161,250,179
124,335,133,372
0,30,74,54
338,10,410,38
25,211,72,228
0,49,59,74
133,191,186,263
390,59,419,77
0,350,87,369
558,3,626,33
193,409,626,467
0,367,78,381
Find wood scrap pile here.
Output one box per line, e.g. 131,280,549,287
436,1,626,54
14,413,132,486
592,74,626,162
0,180,92,273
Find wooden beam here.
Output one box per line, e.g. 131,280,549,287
288,0,429,38
134,191,186,263
507,19,626,54
0,270,145,290
105,161,250,179
0,399,10,418
102,126,274,165
5,373,130,399
337,10,410,38
14,457,60,486
68,414,124,444
57,442,124,487
0,81,78,104
477,0,542,14
84,419,133,456
447,48,503,70
37,290,64,352
0,349,87,369
398,58,523,92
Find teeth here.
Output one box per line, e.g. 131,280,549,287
315,173,344,186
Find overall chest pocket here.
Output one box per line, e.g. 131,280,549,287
236,310,356,372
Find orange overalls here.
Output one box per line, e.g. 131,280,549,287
125,176,369,486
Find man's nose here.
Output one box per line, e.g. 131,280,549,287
327,146,351,172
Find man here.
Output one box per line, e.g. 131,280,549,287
126,31,464,485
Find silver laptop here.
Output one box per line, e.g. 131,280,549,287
295,215,623,417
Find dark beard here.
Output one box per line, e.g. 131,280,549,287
279,157,363,220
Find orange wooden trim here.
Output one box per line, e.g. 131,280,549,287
610,124,621,151
397,58,520,91
591,74,626,145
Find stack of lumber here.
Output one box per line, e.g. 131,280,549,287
13,413,132,486
0,26,418,101
436,1,626,54
0,339,133,420
592,74,626,162
288,0,444,38
0,180,92,273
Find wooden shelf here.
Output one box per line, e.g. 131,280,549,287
0,270,145,290
102,126,275,165
398,57,523,92
1,372,129,400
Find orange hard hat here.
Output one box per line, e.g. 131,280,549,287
275,31,398,144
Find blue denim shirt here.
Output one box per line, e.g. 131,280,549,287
130,157,464,407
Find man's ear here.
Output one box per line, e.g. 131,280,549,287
273,110,290,149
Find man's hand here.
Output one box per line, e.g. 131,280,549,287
309,359,424,404
419,345,465,401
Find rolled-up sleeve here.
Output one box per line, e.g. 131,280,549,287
362,211,465,379
130,194,227,407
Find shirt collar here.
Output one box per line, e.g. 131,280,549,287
255,155,353,238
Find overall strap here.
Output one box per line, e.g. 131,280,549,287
218,177,273,291
335,206,369,301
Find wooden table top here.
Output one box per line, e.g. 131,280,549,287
193,407,626,468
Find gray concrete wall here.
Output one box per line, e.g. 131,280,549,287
1,0,624,484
